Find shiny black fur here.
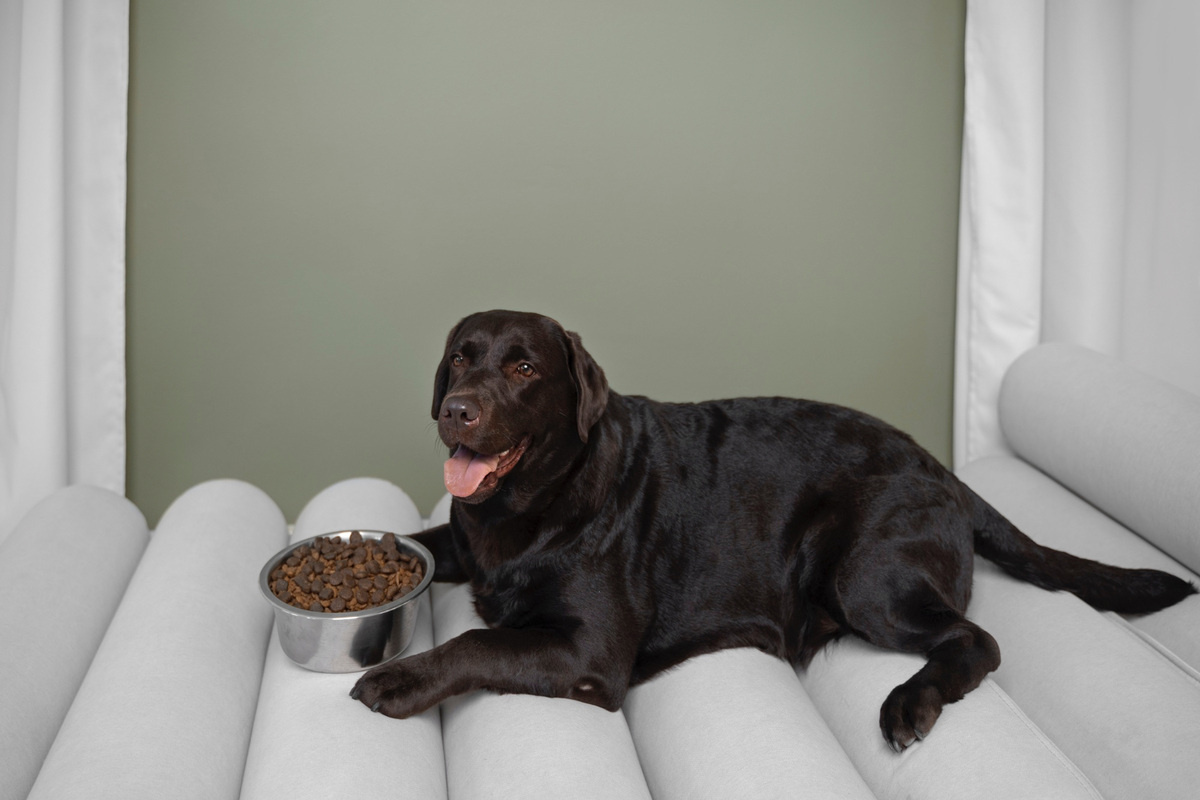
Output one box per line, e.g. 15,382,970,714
351,310,1195,750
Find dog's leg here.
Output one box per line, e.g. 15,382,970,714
350,627,630,718
874,614,1001,751
836,565,1001,750
829,484,1001,751
409,524,469,583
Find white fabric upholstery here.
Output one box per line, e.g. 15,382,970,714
291,476,429,540
428,490,453,530
431,581,652,800
623,647,873,800
797,637,1101,800
0,486,148,800
12,433,1195,797
999,343,1200,575
967,560,1200,800
958,456,1200,671
26,480,288,800
962,342,1200,799
239,478,447,800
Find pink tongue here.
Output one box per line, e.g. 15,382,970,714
444,445,502,497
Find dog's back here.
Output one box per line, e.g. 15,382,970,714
604,393,963,679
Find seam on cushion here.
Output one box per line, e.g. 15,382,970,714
1101,612,1200,689
981,679,1105,800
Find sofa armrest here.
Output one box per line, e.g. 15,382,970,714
999,343,1200,574
0,487,149,800
27,481,288,800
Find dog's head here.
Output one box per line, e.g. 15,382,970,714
432,310,609,504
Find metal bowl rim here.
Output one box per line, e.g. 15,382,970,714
258,529,435,621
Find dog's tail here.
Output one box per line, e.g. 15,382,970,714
969,489,1196,614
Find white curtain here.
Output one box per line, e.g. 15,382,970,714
0,0,129,542
955,0,1200,468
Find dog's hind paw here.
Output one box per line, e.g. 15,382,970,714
880,682,943,752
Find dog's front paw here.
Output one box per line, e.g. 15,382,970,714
350,658,437,719
879,682,943,752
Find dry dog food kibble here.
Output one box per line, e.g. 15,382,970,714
268,531,424,613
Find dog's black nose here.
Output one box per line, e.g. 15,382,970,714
442,396,481,427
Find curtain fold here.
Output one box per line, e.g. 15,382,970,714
955,0,1200,468
1120,1,1200,396
953,0,1045,468
0,0,129,543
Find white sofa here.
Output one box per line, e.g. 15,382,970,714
2,343,1198,800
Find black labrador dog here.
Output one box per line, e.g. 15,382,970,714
352,309,1195,750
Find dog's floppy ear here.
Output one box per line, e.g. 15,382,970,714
564,329,609,443
432,317,469,420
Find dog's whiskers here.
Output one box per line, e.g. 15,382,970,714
426,422,447,454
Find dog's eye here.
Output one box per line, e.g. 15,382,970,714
451,354,464,367
516,362,536,377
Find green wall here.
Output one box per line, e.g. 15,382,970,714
127,0,966,525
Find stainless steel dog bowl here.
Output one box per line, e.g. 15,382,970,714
259,530,434,673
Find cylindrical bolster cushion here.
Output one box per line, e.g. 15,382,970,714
969,560,1200,800
0,487,149,800
432,581,652,800
999,343,1200,574
624,647,873,800
26,480,288,800
425,494,650,799
797,637,1103,800
239,478,446,800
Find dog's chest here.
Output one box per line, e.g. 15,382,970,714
469,562,573,630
